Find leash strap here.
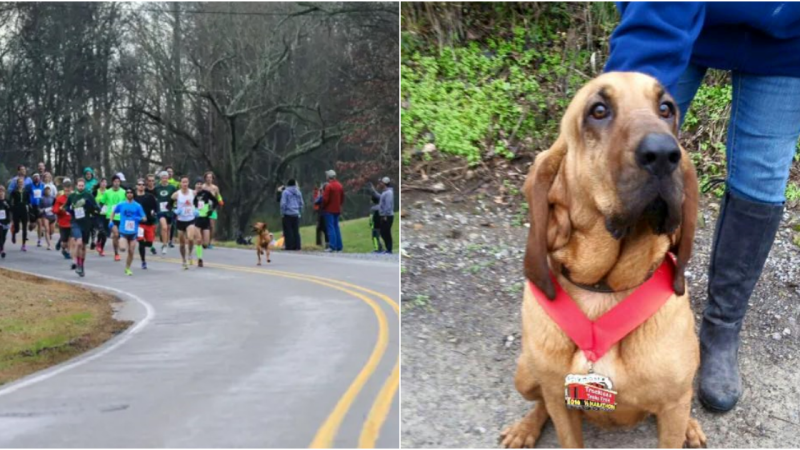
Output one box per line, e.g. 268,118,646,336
528,255,676,362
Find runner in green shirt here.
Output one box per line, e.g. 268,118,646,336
100,174,127,261
193,178,219,267
65,178,100,277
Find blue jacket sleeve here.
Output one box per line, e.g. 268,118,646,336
604,2,706,95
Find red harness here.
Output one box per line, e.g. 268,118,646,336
528,255,676,362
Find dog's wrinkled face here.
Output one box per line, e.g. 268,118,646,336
564,72,684,239
252,222,268,233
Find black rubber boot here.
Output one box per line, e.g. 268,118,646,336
698,190,783,412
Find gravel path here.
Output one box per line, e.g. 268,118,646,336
401,190,800,448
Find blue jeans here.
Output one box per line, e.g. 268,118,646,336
673,63,800,205
325,212,342,251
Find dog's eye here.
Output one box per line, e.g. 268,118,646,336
589,103,609,120
659,101,674,119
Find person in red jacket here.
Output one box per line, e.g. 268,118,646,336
52,179,74,262
322,170,345,252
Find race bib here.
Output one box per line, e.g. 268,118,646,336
33,189,42,199
74,207,85,219
183,207,193,216
160,201,168,212
101,205,108,214
137,226,145,238
44,207,53,215
198,201,206,211
0,210,5,220
124,220,135,232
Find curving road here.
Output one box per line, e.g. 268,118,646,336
0,241,399,448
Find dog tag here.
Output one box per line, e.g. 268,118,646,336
564,373,616,411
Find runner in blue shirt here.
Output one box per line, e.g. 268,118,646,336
28,173,46,247
111,188,146,276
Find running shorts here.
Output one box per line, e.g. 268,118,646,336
138,224,156,242
195,217,211,231
176,220,195,232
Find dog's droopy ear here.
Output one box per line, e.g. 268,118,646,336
523,136,567,300
672,156,698,295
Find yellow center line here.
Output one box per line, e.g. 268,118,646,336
195,262,401,447
358,359,400,448
155,257,397,448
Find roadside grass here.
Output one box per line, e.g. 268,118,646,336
0,269,130,386
215,216,399,254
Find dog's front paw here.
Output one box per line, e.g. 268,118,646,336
500,420,541,449
684,418,707,448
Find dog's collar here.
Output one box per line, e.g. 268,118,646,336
559,264,657,294
529,254,677,363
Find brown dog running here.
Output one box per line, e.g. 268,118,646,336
252,222,272,265
501,72,706,448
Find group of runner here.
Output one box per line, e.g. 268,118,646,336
1,163,223,277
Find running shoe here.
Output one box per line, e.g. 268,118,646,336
1,252,5,259
169,241,174,248
90,242,96,250
150,247,156,255
71,263,77,270
47,245,51,251
207,244,214,249
11,234,15,244
55,241,61,251
142,262,148,270
125,268,133,276
182,261,188,270
198,259,203,268
77,267,85,277
189,258,194,266
98,248,105,257
161,246,167,256
37,240,41,247
114,254,121,262
21,245,26,252
62,250,70,259
324,248,333,253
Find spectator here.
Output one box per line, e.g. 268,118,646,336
321,170,345,252
606,2,800,412
36,161,46,178
367,182,384,253
377,177,395,254
280,179,304,251
312,183,329,248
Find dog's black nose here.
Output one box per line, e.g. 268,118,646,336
635,133,681,178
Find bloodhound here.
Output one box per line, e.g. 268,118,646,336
501,72,705,448
252,221,272,265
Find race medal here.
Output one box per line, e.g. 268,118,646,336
74,207,85,219
564,372,617,411
124,220,135,233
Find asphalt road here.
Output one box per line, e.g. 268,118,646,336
0,240,399,448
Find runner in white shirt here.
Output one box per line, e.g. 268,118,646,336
171,176,199,270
